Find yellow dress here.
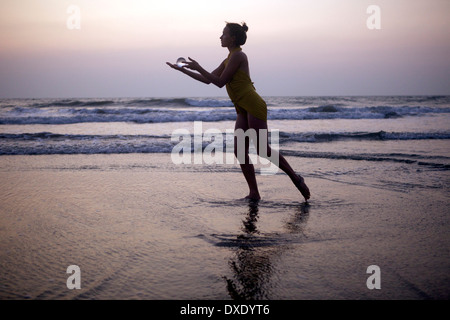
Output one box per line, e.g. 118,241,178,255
224,48,267,121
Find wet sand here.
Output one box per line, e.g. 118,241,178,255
0,153,448,300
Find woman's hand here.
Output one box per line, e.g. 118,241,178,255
166,57,217,85
166,62,184,71
183,57,201,71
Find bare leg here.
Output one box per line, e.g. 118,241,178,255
234,112,261,200
247,114,311,201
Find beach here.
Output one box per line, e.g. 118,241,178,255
0,96,449,300
0,152,448,300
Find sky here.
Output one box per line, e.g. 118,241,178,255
0,0,449,98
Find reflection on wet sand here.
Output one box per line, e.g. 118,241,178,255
224,201,310,300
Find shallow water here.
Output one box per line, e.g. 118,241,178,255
0,96,449,299
0,153,448,299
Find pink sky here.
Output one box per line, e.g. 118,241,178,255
0,0,449,98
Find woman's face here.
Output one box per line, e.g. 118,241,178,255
220,27,235,47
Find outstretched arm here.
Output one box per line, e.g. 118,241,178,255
166,62,211,84
183,53,242,88
166,60,226,85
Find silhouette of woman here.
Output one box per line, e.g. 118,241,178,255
167,22,310,202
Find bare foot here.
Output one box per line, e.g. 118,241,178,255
245,193,261,201
293,175,310,202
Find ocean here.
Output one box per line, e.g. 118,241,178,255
0,95,449,300
1,96,449,186
1,95,450,156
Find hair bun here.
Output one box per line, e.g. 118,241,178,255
225,21,248,45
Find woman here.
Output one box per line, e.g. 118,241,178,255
166,22,310,202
